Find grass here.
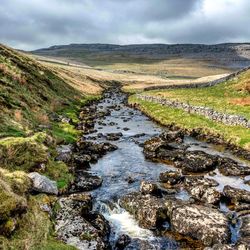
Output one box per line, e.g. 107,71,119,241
145,70,250,119
0,195,77,250
129,96,250,150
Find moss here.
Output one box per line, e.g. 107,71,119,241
45,161,74,192
0,195,77,250
0,133,48,171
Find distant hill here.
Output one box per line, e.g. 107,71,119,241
33,43,250,69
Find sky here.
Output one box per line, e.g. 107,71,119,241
0,0,250,50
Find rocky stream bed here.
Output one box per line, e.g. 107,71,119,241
54,88,250,249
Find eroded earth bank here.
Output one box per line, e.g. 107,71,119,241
55,87,250,250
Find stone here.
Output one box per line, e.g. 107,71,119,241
223,186,250,203
55,194,110,250
119,192,167,229
165,199,230,246
217,157,250,176
175,151,218,173
139,181,161,196
28,172,58,195
69,171,103,193
115,234,131,249
160,130,184,143
56,145,73,163
159,170,183,185
185,177,221,204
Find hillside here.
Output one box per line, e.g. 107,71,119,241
32,43,250,78
0,44,104,249
0,44,105,138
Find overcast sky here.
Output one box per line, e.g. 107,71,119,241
0,0,250,50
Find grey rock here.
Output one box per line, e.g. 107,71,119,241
223,186,250,203
119,192,167,229
28,172,58,195
165,199,230,246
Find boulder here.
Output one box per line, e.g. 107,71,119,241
115,234,131,249
69,171,102,193
55,193,110,250
223,186,250,203
119,192,167,229
165,199,230,246
175,151,218,173
160,130,184,143
28,172,58,195
185,177,221,204
218,157,250,176
159,170,183,185
139,181,161,196
105,132,123,141
56,145,73,163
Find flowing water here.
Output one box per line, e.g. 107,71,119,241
83,88,250,249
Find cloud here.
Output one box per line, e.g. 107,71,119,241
0,0,249,50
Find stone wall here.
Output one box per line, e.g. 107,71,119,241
136,94,250,128
144,66,250,91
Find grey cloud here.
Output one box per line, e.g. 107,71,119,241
0,0,249,50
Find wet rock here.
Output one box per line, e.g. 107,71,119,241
123,239,156,250
123,127,130,131
160,130,184,143
143,136,185,160
115,234,131,249
69,171,102,193
238,215,250,247
175,151,218,174
223,186,250,203
165,199,230,246
55,193,110,250
218,157,250,176
28,172,58,195
125,176,135,184
73,154,92,168
119,192,167,229
76,140,118,160
105,132,123,141
185,176,221,204
140,181,161,196
159,170,183,185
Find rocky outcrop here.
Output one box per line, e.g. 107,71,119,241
28,172,58,195
185,176,221,204
69,171,102,193
55,193,110,250
223,186,250,203
119,192,167,229
174,151,218,174
139,181,161,196
165,199,230,246
217,157,250,176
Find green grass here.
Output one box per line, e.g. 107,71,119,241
129,95,250,150
145,70,250,119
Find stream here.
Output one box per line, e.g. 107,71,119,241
56,88,250,249
78,88,250,249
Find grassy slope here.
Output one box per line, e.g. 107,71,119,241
128,71,250,150
0,44,104,249
145,69,250,119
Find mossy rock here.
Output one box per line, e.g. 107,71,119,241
0,133,48,171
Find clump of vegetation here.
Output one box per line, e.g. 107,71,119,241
0,133,48,171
